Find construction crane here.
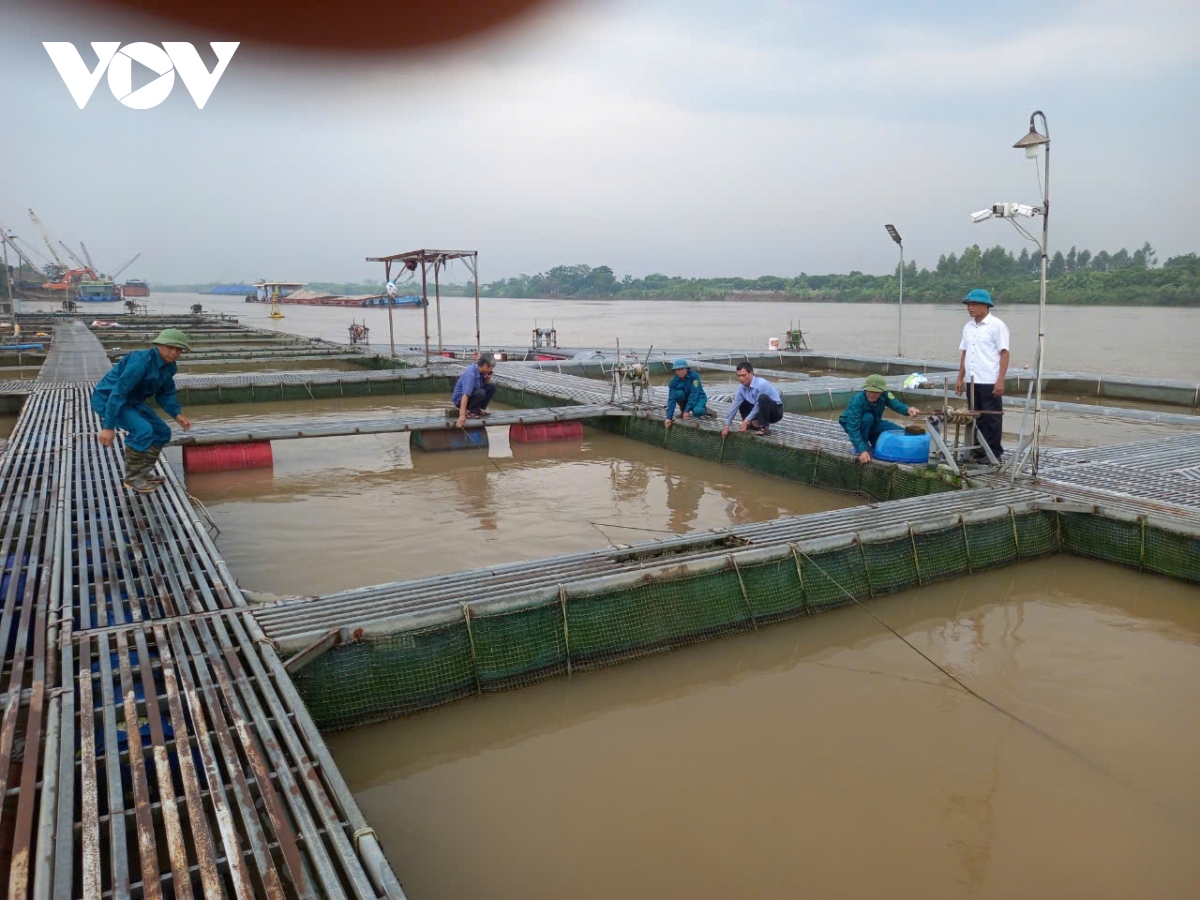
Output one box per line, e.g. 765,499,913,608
111,252,141,280
58,240,90,271
80,241,96,273
0,227,43,276
28,208,67,272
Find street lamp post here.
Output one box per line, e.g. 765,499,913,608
884,224,904,356
1013,112,1050,477
2,234,12,321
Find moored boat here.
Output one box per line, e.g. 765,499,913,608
76,280,121,302
122,278,150,297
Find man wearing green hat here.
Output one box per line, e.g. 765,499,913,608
91,328,193,493
839,374,922,464
663,358,708,428
955,288,1010,461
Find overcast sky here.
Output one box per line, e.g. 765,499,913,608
1,0,1197,284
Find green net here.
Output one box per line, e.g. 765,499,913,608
1058,512,1141,568
565,568,753,671
1141,523,1200,583
797,544,870,611
913,524,972,584
1014,509,1058,559
737,554,808,624
292,622,475,730
470,601,568,691
862,534,921,595
963,514,1019,570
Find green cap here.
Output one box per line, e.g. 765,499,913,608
862,374,888,392
152,328,191,350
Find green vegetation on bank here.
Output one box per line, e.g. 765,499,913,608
146,243,1200,306
485,244,1200,306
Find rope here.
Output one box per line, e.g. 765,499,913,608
792,545,1114,774
729,555,758,630
352,826,378,850
461,602,482,695
559,585,572,676
187,492,221,538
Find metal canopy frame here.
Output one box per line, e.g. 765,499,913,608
366,249,480,364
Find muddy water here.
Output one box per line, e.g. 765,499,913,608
328,557,1200,899
25,292,1195,379
180,396,855,596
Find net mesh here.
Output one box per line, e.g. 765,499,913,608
1142,523,1200,582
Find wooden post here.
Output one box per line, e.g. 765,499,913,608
385,260,395,358
421,254,430,366
434,256,443,354
473,252,480,357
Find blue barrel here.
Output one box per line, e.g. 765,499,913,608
873,430,930,463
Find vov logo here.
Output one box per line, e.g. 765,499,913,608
43,42,239,110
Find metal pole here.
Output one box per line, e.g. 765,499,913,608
385,260,395,358
1032,115,1049,478
473,252,480,357
897,243,904,357
434,256,443,354
3,234,14,321
421,255,430,366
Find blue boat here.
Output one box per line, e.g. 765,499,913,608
361,294,426,307
76,280,121,302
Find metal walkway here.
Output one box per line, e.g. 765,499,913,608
1,323,403,898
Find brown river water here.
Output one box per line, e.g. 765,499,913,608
22,292,1200,378
180,396,855,596
329,558,1200,899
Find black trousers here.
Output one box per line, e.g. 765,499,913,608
738,397,783,426
465,382,496,412
969,383,1003,456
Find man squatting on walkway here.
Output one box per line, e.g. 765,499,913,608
663,358,709,428
956,288,1010,461
839,374,922,463
721,361,783,437
453,351,497,428
92,328,193,494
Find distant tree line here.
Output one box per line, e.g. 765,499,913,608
482,244,1200,306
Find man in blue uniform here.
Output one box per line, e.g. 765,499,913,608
92,328,193,493
663,358,708,428
721,361,783,437
452,352,497,428
839,374,922,463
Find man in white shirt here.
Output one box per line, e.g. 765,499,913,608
721,361,784,437
955,288,1010,461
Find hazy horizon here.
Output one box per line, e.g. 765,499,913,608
2,0,1196,285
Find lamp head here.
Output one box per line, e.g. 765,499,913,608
884,224,902,246
1013,118,1049,159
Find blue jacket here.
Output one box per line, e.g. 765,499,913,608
839,389,910,453
666,369,708,419
451,364,490,404
726,376,782,426
91,348,182,430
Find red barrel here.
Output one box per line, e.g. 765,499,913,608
182,441,274,473
509,421,584,443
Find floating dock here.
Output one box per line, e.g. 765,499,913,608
1,316,1197,897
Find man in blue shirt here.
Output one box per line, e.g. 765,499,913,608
721,361,783,437
839,373,922,463
663,358,708,428
452,352,497,427
92,328,193,493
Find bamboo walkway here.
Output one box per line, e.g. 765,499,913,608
1,323,404,898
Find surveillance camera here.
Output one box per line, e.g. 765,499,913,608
970,209,993,224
